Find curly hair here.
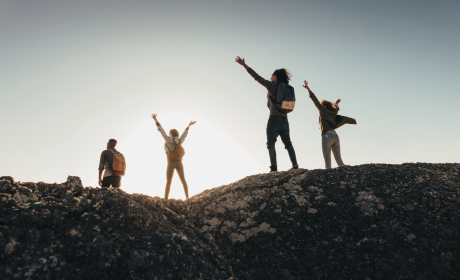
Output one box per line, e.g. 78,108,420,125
320,100,338,111
272,68,292,84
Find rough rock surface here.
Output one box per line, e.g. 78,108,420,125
0,176,234,279
1,163,460,279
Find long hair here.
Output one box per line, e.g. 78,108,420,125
169,129,179,137
320,100,338,111
272,68,292,84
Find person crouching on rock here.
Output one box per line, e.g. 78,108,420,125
302,80,357,169
151,114,196,200
98,139,125,188
235,56,299,173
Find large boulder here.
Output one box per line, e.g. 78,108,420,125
0,180,234,279
186,163,460,280
1,163,459,279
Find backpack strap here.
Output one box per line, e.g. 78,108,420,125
108,149,119,155
165,139,180,153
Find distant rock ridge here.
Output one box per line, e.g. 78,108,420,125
1,163,459,279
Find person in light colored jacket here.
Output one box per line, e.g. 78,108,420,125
151,114,196,200
302,80,356,169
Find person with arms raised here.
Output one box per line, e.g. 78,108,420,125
302,80,356,169
151,114,196,200
235,56,299,172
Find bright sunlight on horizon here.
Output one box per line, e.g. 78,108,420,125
1,1,459,199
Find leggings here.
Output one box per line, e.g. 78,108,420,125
165,160,189,200
322,130,345,169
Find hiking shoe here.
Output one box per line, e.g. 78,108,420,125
289,165,299,171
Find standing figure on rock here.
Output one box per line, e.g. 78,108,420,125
98,139,126,188
302,80,357,169
235,56,299,173
151,114,196,200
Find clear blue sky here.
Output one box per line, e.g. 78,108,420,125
1,0,459,199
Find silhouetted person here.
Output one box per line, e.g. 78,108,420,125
303,80,356,169
98,139,125,188
235,56,298,172
151,114,196,200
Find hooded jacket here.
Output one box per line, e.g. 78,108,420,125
155,123,189,156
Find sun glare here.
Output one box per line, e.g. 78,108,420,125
121,114,255,200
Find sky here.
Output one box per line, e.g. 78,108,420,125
1,0,459,199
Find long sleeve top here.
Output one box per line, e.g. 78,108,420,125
246,67,287,116
155,122,189,154
98,148,119,177
309,90,356,135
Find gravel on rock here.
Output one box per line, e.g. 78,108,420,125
1,163,459,279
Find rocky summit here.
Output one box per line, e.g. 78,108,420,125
1,163,459,280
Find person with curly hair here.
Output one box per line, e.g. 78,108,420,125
235,56,298,172
302,80,356,169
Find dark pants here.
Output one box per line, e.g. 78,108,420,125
266,115,298,168
101,175,121,188
165,160,189,200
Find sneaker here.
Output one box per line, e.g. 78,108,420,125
289,165,299,171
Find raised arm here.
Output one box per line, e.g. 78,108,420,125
179,121,196,143
303,80,324,111
235,56,273,89
151,114,172,142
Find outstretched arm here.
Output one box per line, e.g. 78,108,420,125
235,56,273,89
187,121,196,130
235,56,249,70
179,121,196,143
303,80,323,111
151,114,159,124
151,113,171,142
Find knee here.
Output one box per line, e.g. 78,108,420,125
284,141,293,150
266,141,276,149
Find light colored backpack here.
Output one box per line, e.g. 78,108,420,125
167,139,185,161
109,149,126,176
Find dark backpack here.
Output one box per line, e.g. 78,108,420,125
269,82,296,113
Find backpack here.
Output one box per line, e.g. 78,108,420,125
109,149,126,176
166,139,185,161
269,82,296,113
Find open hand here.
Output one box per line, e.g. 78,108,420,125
335,99,341,105
189,121,197,127
235,56,246,66
302,80,310,91
151,114,158,121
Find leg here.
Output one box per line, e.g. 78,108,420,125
331,134,345,167
322,133,334,169
279,122,298,168
266,117,281,170
101,176,111,188
112,176,121,188
175,161,189,199
165,161,175,199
